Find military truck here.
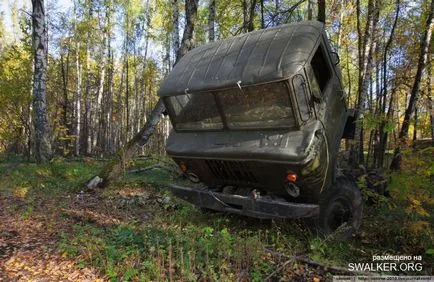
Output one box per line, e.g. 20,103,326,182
158,21,362,233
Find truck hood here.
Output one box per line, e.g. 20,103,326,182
166,120,323,164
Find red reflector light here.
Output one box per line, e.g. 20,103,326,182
286,173,297,182
179,162,187,172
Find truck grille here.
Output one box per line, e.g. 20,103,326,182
205,160,258,184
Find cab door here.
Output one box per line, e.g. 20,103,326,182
305,39,346,155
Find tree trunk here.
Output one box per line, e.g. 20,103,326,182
307,0,312,20
356,0,362,104
164,35,171,75
428,55,434,142
74,47,82,156
73,0,81,156
90,0,200,188
243,0,248,32
82,0,93,156
106,3,114,155
139,0,151,146
350,0,378,168
125,27,130,143
117,60,126,148
26,71,34,160
377,0,400,168
208,0,215,41
95,4,108,156
60,53,69,131
84,40,91,155
96,56,105,155
317,0,325,23
31,0,52,163
337,0,345,47
366,71,374,168
413,106,418,144
172,0,180,58
399,0,434,139
133,41,139,135
60,52,70,155
176,0,199,62
248,0,257,32
98,99,165,186
273,0,280,26
242,0,257,32
345,45,351,102
107,47,114,154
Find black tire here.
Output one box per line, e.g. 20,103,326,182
318,176,363,236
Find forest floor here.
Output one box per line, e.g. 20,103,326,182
0,147,433,281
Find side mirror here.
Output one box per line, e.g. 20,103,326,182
330,52,340,65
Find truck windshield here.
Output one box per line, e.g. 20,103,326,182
165,92,223,130
165,81,296,131
217,82,295,129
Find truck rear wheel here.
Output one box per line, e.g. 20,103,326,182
318,176,363,236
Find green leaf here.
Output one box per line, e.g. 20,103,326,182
425,249,434,255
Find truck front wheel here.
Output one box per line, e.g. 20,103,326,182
318,176,363,236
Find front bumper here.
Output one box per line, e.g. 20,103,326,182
168,184,319,219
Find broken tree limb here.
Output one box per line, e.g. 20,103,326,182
128,164,182,177
263,255,301,281
99,99,165,187
264,248,375,277
86,0,199,189
128,164,167,173
86,99,165,189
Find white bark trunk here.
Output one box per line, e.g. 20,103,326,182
32,0,52,162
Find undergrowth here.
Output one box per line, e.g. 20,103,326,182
1,149,433,280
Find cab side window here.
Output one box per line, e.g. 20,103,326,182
307,44,332,96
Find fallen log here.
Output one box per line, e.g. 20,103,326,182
85,99,165,189
264,248,375,277
127,164,182,176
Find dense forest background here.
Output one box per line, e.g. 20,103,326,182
0,0,433,167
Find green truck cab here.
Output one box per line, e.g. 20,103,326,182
158,21,362,233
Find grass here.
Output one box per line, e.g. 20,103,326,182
59,222,273,281
1,150,433,281
0,157,103,196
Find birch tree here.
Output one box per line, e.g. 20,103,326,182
242,0,257,32
31,0,52,162
176,0,199,61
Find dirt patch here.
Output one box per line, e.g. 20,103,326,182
0,214,104,281
0,185,163,281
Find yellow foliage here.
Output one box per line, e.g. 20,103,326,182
13,185,29,199
406,195,431,217
35,168,52,177
409,196,421,206
406,220,430,235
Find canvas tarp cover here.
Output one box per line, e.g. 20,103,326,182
158,21,324,97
